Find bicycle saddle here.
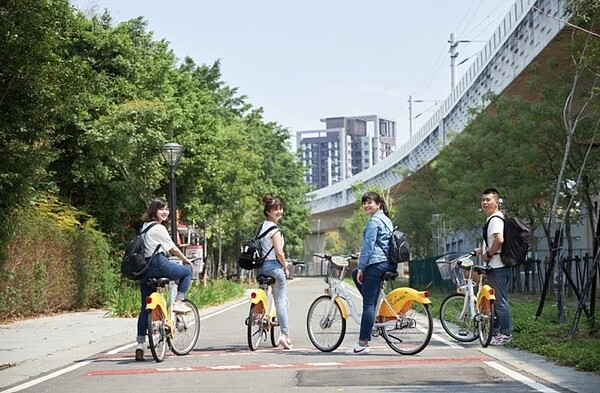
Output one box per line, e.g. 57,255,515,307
148,277,170,288
257,274,276,286
382,271,399,281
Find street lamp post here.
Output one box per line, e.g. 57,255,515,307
316,219,322,275
316,219,321,254
161,142,184,244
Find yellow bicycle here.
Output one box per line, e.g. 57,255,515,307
146,276,201,362
245,273,282,350
436,252,496,347
307,254,433,355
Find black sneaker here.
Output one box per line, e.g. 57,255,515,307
135,348,145,361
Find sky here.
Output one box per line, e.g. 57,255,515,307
72,0,516,147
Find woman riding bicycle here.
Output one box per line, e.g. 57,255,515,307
257,194,292,350
345,191,397,355
135,198,193,361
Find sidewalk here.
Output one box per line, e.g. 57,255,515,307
0,309,136,390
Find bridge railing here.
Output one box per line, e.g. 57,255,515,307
308,0,567,215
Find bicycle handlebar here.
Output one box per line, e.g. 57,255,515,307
312,253,357,260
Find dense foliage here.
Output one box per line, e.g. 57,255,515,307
0,0,310,295
0,0,310,318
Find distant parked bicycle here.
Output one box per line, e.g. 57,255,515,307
436,252,496,347
245,273,282,350
146,265,201,362
306,254,433,355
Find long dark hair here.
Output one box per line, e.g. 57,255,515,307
142,198,168,222
263,194,283,217
361,191,389,217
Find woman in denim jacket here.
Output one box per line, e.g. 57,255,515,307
345,191,397,355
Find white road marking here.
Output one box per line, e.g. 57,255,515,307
485,361,560,392
2,361,93,393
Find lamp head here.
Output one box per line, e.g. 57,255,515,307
161,142,184,170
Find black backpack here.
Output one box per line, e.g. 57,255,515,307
121,222,160,280
374,217,411,264
238,224,279,270
483,215,530,267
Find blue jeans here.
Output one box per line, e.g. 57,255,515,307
352,261,397,342
486,266,513,335
136,253,192,343
259,260,289,336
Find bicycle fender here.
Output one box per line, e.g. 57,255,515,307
145,292,174,338
249,289,268,306
478,284,496,301
334,297,349,319
145,292,166,311
379,287,431,318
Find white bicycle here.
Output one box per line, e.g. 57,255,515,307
306,254,433,355
436,252,496,347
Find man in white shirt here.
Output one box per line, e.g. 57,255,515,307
474,188,514,346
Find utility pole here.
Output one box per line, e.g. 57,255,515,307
449,33,458,90
449,33,481,90
408,95,413,139
408,96,440,140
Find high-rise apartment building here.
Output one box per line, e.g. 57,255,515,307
297,115,396,190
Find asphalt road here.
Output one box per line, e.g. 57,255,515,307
2,276,600,392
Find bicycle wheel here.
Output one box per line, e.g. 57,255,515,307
147,309,168,362
270,316,282,347
478,299,495,348
382,301,433,355
169,299,201,355
247,303,265,351
439,293,478,342
306,295,346,352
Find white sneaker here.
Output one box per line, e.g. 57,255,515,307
279,335,292,350
173,301,191,313
490,334,513,346
344,342,370,355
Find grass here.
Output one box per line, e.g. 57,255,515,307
427,287,600,375
105,279,246,318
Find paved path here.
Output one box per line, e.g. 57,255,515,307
1,279,600,392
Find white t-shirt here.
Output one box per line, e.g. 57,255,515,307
259,221,282,261
484,212,505,268
141,222,175,258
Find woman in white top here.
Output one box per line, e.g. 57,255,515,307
258,194,292,349
135,198,193,361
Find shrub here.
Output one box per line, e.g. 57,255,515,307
0,201,116,322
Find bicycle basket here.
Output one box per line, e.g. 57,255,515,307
435,253,469,282
435,260,454,281
325,260,345,281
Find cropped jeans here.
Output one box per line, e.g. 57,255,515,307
136,253,192,343
486,265,513,335
259,260,289,336
352,261,397,343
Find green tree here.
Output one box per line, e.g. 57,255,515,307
0,0,88,260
